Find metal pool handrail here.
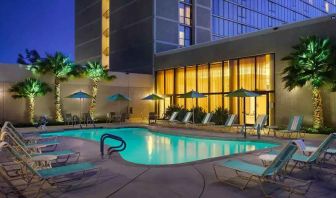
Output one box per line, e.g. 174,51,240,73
100,133,126,158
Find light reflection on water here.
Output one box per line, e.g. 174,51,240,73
42,128,277,165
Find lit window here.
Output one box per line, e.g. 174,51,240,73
179,25,191,47
179,0,192,47
325,2,330,13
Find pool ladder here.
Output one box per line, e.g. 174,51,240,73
100,133,126,158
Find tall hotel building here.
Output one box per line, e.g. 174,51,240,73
75,0,336,126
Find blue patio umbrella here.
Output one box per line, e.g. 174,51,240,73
225,88,261,138
178,90,207,123
65,91,92,120
142,93,164,113
142,93,164,101
107,93,131,114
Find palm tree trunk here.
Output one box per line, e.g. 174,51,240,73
89,80,99,119
312,87,324,129
55,78,63,122
28,97,35,124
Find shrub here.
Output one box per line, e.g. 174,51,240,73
190,107,206,123
165,105,183,118
212,107,229,125
304,127,334,134
177,108,189,121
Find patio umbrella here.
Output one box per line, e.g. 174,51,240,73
65,91,92,122
142,93,164,113
178,90,207,123
225,88,260,137
107,93,131,114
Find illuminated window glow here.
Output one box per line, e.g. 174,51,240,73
155,54,275,124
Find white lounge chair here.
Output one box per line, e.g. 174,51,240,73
179,112,192,124
294,139,336,161
168,112,179,123
277,115,304,138
225,114,237,127
198,113,214,125
245,114,268,135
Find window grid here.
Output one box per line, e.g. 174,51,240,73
179,0,192,47
212,0,336,40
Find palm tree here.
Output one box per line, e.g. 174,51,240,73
45,52,79,122
9,78,52,124
84,62,116,118
18,50,79,122
282,36,336,129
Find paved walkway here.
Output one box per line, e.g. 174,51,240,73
5,124,336,197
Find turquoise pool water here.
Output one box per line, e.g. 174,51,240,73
41,128,278,165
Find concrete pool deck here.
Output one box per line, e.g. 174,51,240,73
4,123,336,197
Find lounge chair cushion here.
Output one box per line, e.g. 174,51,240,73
326,148,336,154
31,150,75,157
26,140,59,148
291,153,310,162
37,162,96,178
218,160,269,176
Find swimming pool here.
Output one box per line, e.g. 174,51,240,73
41,128,278,165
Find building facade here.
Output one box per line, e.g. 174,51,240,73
154,15,336,127
75,0,335,74
212,0,336,40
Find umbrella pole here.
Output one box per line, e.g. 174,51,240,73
193,98,195,124
243,97,246,138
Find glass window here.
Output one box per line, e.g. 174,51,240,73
210,62,222,93
165,69,174,95
197,64,208,93
179,25,191,47
239,57,255,90
179,0,192,47
186,66,196,92
156,71,164,95
210,94,222,112
155,54,275,125
256,54,273,91
175,67,185,94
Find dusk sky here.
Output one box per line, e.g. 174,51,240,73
0,0,74,64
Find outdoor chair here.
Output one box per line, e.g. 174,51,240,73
106,112,116,123
34,115,48,131
293,139,336,160
198,113,215,126
148,112,158,125
72,115,80,126
1,122,59,152
266,133,336,175
276,115,304,138
83,113,95,127
167,112,179,123
224,114,238,127
244,114,268,136
0,131,80,165
177,112,193,124
0,142,100,197
64,113,72,125
214,142,312,197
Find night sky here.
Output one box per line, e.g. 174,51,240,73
0,0,74,64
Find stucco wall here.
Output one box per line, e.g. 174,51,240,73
0,64,153,124
154,15,336,127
